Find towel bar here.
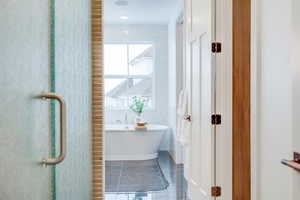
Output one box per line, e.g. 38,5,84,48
281,152,300,172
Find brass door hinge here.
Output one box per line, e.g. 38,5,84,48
212,42,222,53
211,186,221,197
211,114,222,125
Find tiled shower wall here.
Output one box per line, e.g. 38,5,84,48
55,0,92,199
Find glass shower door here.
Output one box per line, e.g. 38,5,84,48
0,1,92,199
50,0,92,199
0,1,52,199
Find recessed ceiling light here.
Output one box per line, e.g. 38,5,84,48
120,16,129,20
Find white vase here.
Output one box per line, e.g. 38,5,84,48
135,114,143,124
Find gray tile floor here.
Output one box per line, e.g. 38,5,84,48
105,151,187,200
105,159,169,193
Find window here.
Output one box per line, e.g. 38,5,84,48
104,43,154,110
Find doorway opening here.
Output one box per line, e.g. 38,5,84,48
103,0,188,199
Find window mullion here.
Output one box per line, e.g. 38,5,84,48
104,43,155,110
126,44,130,107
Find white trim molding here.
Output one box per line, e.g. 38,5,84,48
251,0,260,199
215,0,233,199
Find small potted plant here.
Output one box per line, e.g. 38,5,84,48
129,96,147,124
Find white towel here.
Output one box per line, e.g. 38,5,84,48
176,89,191,146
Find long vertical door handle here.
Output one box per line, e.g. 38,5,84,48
40,93,66,165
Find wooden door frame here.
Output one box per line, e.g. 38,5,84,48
233,0,251,199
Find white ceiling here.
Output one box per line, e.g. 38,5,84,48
104,0,180,24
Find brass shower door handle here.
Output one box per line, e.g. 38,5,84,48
40,93,66,165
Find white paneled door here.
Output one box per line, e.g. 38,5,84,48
185,0,216,199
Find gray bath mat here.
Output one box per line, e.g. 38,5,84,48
105,159,169,193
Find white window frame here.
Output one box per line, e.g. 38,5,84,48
104,42,156,110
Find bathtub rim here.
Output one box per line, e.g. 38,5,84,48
105,124,169,132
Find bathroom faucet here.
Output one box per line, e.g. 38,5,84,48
124,112,128,125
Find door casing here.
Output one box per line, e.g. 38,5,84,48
90,0,252,199
233,0,251,200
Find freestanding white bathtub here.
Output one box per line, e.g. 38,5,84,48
105,124,168,161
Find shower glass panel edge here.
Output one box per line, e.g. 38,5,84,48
50,0,57,199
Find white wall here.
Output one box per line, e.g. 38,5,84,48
104,24,170,150
291,1,300,198
168,20,178,161
168,1,184,164
252,0,300,199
